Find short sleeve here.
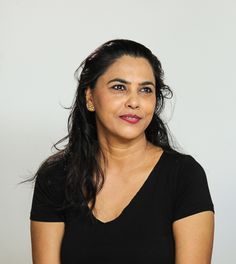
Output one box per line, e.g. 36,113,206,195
172,155,215,222
30,161,67,222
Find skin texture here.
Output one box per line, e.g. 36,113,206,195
85,55,157,173
31,55,214,263
87,146,164,223
31,221,64,264
86,55,157,151
173,211,215,264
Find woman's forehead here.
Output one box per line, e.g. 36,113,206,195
99,55,155,82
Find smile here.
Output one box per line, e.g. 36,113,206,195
119,115,141,124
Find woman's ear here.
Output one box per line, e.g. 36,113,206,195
85,87,93,103
85,87,95,111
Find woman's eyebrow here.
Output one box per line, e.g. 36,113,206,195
107,78,155,86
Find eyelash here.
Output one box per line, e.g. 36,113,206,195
111,84,153,93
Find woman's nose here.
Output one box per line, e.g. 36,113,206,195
125,93,140,109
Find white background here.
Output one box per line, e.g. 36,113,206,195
0,0,235,263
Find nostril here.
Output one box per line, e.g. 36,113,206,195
128,104,139,109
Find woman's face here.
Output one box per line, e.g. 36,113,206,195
85,55,156,142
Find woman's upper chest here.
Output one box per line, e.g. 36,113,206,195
61,164,176,264
88,149,165,224
61,151,178,263
90,170,151,223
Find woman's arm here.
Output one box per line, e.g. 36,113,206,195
173,211,215,264
30,221,65,264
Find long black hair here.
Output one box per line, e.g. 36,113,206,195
21,38,184,221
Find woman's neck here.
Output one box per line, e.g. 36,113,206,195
97,135,154,173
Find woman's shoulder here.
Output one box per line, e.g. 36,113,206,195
35,155,67,188
166,150,215,221
161,149,207,180
30,156,68,222
163,149,210,191
164,149,199,164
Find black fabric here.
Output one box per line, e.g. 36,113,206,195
30,150,215,264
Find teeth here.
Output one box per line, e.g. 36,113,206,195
125,116,137,119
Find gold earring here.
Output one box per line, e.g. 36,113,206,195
86,102,95,112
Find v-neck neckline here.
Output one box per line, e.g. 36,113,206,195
88,149,167,225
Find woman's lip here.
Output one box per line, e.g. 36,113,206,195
119,114,141,119
119,116,141,124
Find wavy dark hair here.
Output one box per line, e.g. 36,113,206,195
21,38,184,222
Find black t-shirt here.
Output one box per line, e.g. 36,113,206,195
30,150,215,264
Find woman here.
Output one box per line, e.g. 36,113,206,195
29,39,215,263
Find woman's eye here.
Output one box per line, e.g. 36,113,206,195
111,84,126,91
110,85,153,93
141,87,153,93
